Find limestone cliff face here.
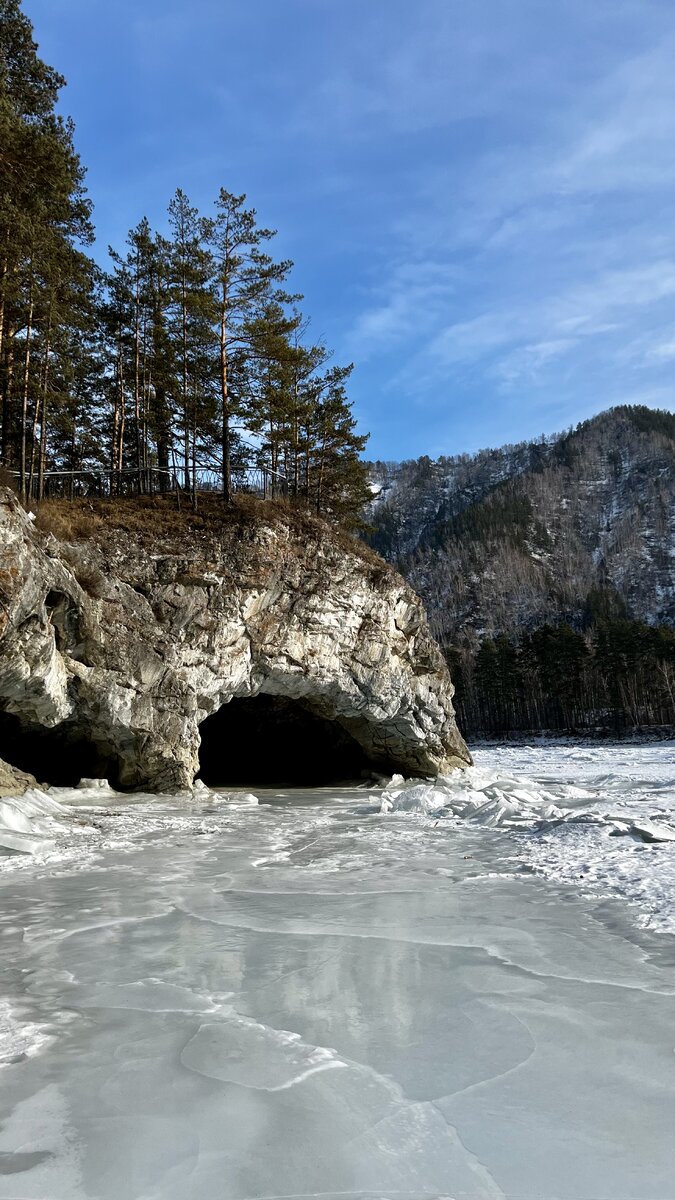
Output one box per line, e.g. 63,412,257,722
0,489,470,790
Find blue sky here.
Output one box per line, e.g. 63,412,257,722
28,0,675,460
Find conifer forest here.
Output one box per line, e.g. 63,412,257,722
0,0,369,521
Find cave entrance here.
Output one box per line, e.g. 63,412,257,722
198,694,371,786
0,711,123,788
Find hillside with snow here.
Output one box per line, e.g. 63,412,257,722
366,407,675,733
368,406,674,642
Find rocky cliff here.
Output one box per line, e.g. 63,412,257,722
0,755,38,798
0,490,469,791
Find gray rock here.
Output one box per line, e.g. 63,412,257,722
0,490,470,790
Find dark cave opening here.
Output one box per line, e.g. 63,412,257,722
0,710,122,788
198,694,371,786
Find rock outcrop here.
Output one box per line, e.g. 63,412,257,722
0,489,470,790
0,756,38,798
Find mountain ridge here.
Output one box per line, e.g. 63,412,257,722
366,405,675,734
367,405,675,641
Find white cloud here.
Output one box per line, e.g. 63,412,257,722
649,337,675,363
346,8,675,415
349,260,461,358
552,39,675,194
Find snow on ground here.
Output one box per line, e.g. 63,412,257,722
480,743,675,932
383,743,675,932
0,744,674,1198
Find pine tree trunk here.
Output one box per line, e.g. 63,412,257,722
141,311,149,488
0,251,6,462
70,421,77,499
191,386,198,512
0,245,8,369
28,335,47,500
269,399,276,496
134,270,142,491
114,331,126,491
2,321,16,469
181,269,190,492
316,442,326,514
219,294,230,502
292,378,299,497
19,284,34,502
37,308,53,504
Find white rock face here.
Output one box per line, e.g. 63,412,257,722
0,490,470,789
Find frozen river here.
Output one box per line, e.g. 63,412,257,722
1,743,674,1199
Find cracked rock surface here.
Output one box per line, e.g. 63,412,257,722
0,489,470,790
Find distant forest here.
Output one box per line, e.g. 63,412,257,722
448,613,675,738
0,1,369,521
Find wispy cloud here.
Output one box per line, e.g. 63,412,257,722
343,5,675,451
552,39,675,194
398,260,675,397
349,261,462,357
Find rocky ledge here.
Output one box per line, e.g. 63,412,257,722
0,755,39,798
0,489,470,791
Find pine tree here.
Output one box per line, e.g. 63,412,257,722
304,363,370,522
1,7,372,528
210,190,293,499
0,0,94,497
166,190,214,498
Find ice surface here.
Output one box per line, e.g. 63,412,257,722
182,1015,348,1090
0,748,674,1198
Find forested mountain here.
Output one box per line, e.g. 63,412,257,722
0,1,369,522
367,406,675,734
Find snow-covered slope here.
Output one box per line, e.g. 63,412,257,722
367,405,675,644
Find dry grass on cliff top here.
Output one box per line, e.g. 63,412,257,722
33,493,396,584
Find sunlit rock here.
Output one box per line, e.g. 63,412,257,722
0,489,470,790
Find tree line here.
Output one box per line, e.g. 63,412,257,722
447,617,675,737
0,1,369,521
